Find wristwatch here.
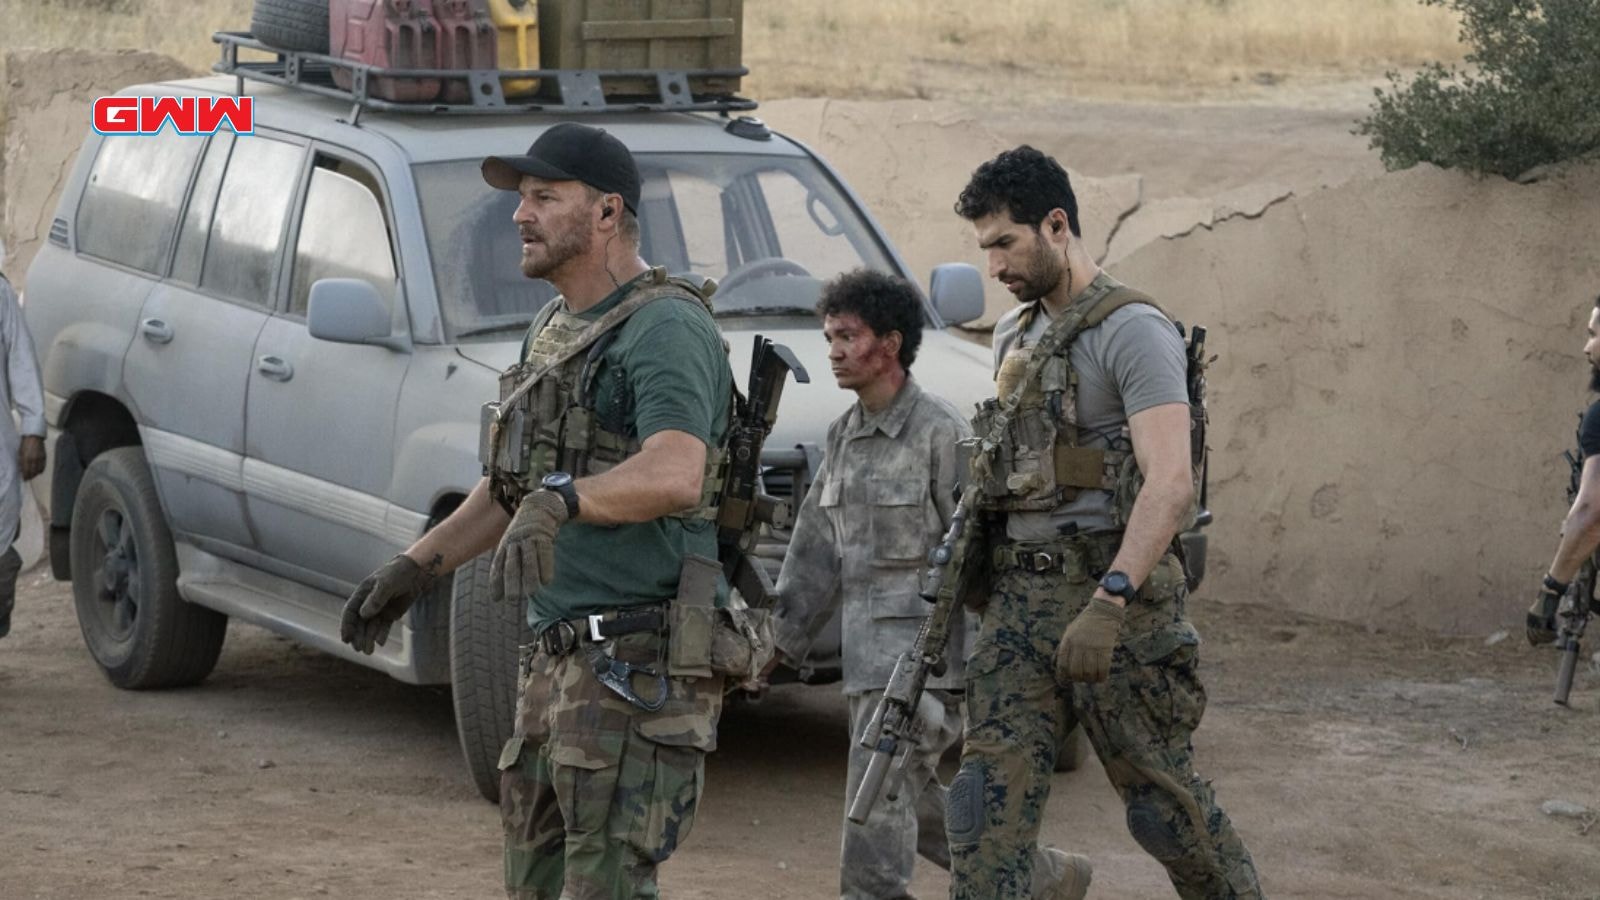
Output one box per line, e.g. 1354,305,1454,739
540,471,580,519
1098,571,1138,603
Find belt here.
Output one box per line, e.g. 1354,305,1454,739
538,605,666,656
992,533,1118,576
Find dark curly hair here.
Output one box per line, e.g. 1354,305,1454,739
815,269,924,370
954,145,1081,237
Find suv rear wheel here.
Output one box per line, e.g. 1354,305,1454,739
450,553,533,803
70,447,227,688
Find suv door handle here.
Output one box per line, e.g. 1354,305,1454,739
140,319,174,344
256,355,294,382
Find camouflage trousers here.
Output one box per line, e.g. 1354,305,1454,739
499,631,723,900
947,551,1263,900
842,688,962,899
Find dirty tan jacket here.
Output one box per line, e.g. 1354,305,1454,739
773,376,974,693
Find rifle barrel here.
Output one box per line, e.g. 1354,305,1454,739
1555,642,1580,706
848,745,894,824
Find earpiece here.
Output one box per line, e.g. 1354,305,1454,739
1051,219,1062,234
601,205,615,220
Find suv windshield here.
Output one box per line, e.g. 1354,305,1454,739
416,152,898,340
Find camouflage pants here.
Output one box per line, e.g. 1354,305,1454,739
499,632,723,900
947,552,1263,900
842,688,963,899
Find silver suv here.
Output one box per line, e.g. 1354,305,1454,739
24,71,996,800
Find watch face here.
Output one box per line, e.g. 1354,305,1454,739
1102,573,1132,595
542,472,573,489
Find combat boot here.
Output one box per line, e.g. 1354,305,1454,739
1032,847,1092,900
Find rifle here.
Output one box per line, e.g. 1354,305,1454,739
847,479,982,824
716,334,808,608
1554,446,1599,706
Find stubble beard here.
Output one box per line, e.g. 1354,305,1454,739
520,209,590,280
1588,361,1600,394
1015,238,1065,304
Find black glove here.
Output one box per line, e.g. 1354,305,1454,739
490,490,570,601
1526,575,1565,647
340,555,436,654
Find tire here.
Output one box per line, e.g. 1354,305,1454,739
251,0,330,54
1055,722,1088,773
450,552,533,803
69,447,227,689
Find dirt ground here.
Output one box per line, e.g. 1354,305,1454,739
4,562,1599,900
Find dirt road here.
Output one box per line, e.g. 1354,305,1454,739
3,564,1598,900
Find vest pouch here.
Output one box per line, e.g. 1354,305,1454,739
1108,451,1199,531
668,554,719,678
711,605,776,690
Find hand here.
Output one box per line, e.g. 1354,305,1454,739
18,435,44,481
340,554,437,654
1526,579,1564,647
490,490,569,601
1054,597,1126,684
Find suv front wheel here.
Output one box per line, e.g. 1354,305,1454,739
70,447,228,688
450,552,533,803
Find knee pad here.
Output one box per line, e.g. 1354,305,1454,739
1127,800,1185,862
946,765,985,845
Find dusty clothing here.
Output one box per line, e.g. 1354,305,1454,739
949,548,1262,899
515,272,733,631
842,688,962,899
500,632,721,900
773,376,973,693
0,274,44,552
990,273,1187,540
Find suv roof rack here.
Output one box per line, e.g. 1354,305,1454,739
212,31,758,122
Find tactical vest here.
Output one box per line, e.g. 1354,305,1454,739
479,268,729,518
969,285,1202,531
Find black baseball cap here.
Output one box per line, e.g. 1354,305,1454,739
481,122,641,215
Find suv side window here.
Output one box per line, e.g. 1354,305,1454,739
171,131,236,286
200,135,304,307
76,131,204,275
289,155,397,317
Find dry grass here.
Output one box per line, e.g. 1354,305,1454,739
0,0,1466,103
744,0,1467,101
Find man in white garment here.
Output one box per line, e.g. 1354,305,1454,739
0,241,47,638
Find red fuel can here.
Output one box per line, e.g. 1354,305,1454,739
330,0,443,102
433,0,497,101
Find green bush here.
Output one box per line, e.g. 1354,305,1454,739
1358,0,1600,178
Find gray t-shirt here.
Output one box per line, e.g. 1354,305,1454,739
991,273,1188,539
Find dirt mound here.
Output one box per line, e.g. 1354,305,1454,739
1,49,195,280
1110,163,1600,633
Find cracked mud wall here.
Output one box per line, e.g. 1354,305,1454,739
1110,163,1600,633
1,50,194,283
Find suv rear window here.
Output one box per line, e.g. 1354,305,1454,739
415,152,897,341
76,131,205,275
200,136,304,306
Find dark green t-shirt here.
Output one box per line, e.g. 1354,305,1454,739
519,275,732,631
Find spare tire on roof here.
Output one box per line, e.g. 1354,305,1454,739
251,0,330,54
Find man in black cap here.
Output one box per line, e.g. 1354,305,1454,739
341,122,734,899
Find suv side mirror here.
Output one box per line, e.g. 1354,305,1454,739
308,278,409,352
929,263,985,327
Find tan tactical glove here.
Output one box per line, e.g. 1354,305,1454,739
1053,597,1125,684
491,490,570,601
1526,577,1565,646
340,554,436,654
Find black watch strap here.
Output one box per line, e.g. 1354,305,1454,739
1099,570,1137,602
1543,574,1570,594
542,473,580,519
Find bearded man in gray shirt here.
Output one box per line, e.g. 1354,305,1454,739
945,147,1263,900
